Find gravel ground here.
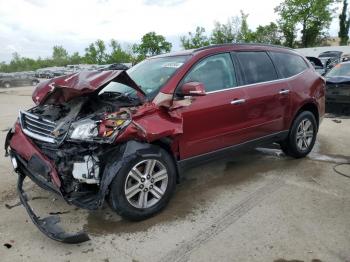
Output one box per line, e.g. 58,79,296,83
0,86,349,262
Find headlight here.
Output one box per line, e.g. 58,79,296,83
69,109,132,143
69,119,98,140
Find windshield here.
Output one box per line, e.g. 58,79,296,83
100,55,189,99
326,63,350,77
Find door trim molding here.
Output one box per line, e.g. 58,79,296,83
177,130,289,172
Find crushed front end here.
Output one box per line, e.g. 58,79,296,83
4,70,149,243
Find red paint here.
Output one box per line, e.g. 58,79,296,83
32,70,145,105
11,44,325,189
10,123,61,187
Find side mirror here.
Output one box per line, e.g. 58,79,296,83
179,82,206,96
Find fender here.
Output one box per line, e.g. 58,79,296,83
96,140,162,207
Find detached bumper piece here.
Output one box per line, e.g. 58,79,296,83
17,173,90,244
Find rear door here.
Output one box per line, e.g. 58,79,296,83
177,53,248,159
233,51,291,139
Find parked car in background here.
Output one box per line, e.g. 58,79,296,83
5,44,325,243
318,51,342,72
98,63,130,71
306,56,325,75
0,73,39,88
35,69,54,79
325,62,350,114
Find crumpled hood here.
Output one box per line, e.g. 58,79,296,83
326,76,350,85
32,70,146,105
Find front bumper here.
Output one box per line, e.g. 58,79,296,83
326,94,350,104
5,124,90,243
17,173,89,243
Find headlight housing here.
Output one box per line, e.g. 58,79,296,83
69,119,98,141
68,109,132,143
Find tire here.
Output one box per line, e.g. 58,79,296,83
108,147,176,221
280,111,317,158
3,82,11,88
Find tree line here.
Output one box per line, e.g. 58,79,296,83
1,0,349,73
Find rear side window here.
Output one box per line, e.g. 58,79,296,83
236,52,278,85
182,53,237,92
270,52,308,78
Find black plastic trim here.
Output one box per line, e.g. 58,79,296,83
178,130,289,172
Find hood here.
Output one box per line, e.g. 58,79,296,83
32,70,146,105
326,76,350,85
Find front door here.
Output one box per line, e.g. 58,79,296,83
176,53,248,159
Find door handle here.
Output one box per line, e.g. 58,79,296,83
230,99,246,105
279,89,290,95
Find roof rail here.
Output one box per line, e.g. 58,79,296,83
194,43,294,52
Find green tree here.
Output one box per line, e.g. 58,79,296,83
133,32,172,58
52,46,68,66
250,22,283,45
275,0,336,48
210,16,241,44
180,27,210,49
237,11,254,42
69,52,82,64
84,39,108,64
339,0,350,45
107,39,132,63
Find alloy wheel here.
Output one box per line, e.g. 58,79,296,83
296,119,314,151
124,159,168,209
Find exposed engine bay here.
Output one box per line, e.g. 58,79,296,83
5,70,186,243
21,90,141,191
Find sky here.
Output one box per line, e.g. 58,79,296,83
0,0,341,62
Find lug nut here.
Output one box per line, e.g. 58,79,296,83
141,178,145,182
149,185,153,189
144,188,148,192
146,175,150,179
139,184,144,189
151,178,154,183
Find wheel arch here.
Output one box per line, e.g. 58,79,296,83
293,101,320,130
151,138,181,183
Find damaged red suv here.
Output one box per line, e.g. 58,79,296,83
5,44,325,243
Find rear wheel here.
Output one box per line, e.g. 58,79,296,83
280,111,317,158
108,148,176,221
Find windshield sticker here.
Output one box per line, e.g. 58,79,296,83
162,62,183,68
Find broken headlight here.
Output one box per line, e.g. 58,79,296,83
69,110,132,143
69,119,98,141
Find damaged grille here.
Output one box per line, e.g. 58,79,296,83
19,111,65,144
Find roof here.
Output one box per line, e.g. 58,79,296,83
151,43,295,59
193,43,294,52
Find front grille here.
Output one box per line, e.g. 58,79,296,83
19,110,64,144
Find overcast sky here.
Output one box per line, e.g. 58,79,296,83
0,0,341,62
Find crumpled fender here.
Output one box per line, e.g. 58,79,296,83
116,103,183,143
96,141,161,207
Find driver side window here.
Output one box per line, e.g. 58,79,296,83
183,53,237,92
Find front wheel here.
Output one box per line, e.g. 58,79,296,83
280,111,317,158
108,148,176,221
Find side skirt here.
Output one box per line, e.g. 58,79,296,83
177,130,289,173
